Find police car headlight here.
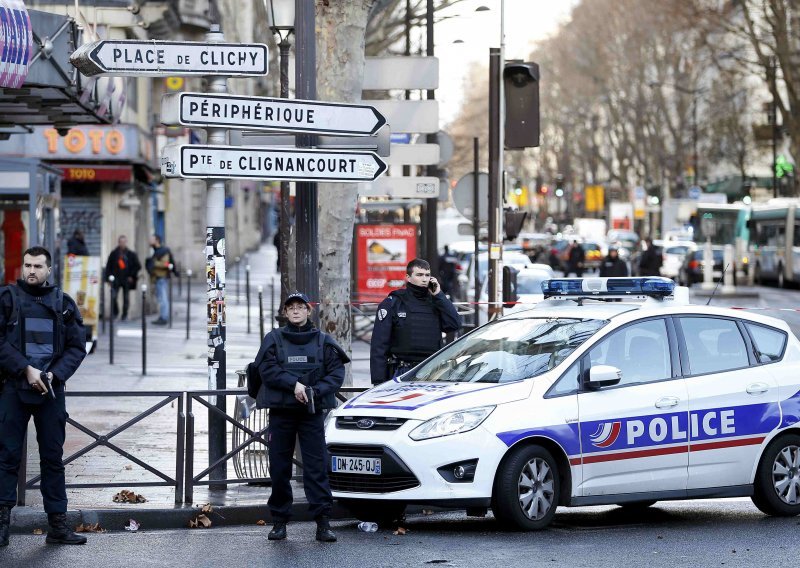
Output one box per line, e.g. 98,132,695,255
408,406,495,441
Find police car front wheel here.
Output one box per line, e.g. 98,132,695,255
752,433,800,517
492,445,560,530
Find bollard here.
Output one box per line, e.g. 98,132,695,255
186,269,192,340
270,276,276,330
722,244,735,293
258,285,264,338
246,264,251,334
141,284,147,376
101,269,107,335
235,256,241,305
108,275,115,365
177,267,182,298
168,263,174,329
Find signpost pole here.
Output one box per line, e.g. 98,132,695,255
278,37,292,307
473,137,480,327
488,48,502,321
205,24,228,489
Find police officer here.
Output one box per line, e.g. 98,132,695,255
370,259,461,385
0,247,88,547
255,292,349,542
599,246,629,277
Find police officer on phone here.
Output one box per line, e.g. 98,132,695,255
255,292,349,542
370,258,461,385
0,247,88,547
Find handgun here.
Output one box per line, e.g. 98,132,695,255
304,386,315,414
41,371,56,400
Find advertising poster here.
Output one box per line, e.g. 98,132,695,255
62,255,101,333
354,224,417,303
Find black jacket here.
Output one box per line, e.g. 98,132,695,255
638,247,663,276
599,255,629,277
105,247,141,286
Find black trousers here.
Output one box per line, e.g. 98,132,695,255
110,282,131,318
0,386,68,513
267,408,332,521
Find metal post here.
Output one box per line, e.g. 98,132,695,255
235,256,241,305
271,276,276,330
186,269,192,340
258,285,264,338
770,56,779,198
278,37,292,305
141,284,147,375
246,263,251,334
473,137,481,326
108,276,115,365
692,96,699,186
168,263,174,329
100,269,106,335
294,0,319,306
488,48,502,321
424,0,438,274
205,25,228,488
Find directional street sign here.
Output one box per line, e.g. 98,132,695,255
70,40,268,77
162,93,387,136
161,144,387,183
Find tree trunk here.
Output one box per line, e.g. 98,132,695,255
316,0,375,384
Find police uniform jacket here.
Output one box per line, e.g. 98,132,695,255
0,280,86,400
370,283,462,384
599,255,629,277
255,321,349,411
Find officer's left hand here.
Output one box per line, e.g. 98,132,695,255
294,381,308,404
428,277,440,295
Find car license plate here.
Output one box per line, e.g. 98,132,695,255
331,456,381,475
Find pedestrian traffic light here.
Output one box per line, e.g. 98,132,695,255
503,61,540,150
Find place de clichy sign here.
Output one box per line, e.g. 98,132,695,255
70,40,268,77
161,145,388,183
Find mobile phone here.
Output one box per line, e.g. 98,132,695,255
304,387,315,414
428,281,437,291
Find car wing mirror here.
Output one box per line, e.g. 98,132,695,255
587,365,622,389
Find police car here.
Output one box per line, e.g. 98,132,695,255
326,277,800,530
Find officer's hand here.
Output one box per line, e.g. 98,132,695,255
25,366,48,395
428,277,440,295
294,382,308,404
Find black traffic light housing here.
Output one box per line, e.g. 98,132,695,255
504,209,528,241
502,265,519,308
503,61,540,150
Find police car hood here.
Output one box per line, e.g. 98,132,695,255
340,379,533,420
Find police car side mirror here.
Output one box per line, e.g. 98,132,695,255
587,365,622,389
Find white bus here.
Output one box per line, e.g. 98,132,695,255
749,199,800,287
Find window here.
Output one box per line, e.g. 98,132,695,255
587,319,671,387
746,323,787,363
547,361,581,397
679,317,749,375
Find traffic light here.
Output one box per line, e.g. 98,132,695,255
555,174,564,198
503,61,540,150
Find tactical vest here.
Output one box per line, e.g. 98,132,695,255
390,290,443,363
274,328,325,385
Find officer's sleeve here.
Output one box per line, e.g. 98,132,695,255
315,341,350,397
0,290,31,378
432,292,462,333
49,296,87,383
257,333,300,392
369,297,394,384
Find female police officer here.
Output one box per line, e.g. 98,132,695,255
255,292,349,542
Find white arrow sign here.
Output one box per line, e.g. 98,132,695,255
70,40,268,77
161,93,387,136
161,144,387,182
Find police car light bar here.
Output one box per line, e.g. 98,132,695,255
541,277,676,299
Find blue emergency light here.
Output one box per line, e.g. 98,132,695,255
541,277,675,299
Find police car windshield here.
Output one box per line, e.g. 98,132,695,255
407,318,607,384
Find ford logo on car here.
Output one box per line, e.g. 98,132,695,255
356,419,375,429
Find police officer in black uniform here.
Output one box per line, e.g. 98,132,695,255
370,258,461,385
599,246,629,277
255,292,349,542
0,246,87,547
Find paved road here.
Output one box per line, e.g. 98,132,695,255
2,500,799,567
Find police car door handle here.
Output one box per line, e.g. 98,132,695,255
655,396,680,408
746,382,770,395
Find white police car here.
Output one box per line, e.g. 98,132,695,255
326,277,800,529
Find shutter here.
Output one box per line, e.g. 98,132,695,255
60,185,102,256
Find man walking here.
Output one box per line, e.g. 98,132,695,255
145,235,175,326
638,238,663,276
105,235,141,321
0,246,88,546
370,258,461,385
254,292,349,542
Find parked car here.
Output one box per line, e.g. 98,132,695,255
678,246,724,286
659,240,697,280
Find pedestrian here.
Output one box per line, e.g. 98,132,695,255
638,238,663,276
66,229,89,256
145,235,176,326
437,245,458,296
370,258,461,385
566,240,585,277
599,247,629,277
255,292,349,542
273,230,281,271
0,246,88,546
104,235,141,321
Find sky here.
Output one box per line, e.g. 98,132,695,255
433,0,578,126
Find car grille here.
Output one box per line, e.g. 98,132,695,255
328,444,420,493
336,416,408,431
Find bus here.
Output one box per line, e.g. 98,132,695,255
749,199,800,287
692,202,751,277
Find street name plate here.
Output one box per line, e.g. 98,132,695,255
70,40,268,77
161,93,386,136
359,176,440,198
161,144,387,182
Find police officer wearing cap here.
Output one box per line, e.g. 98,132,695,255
370,259,461,385
255,292,349,542
0,247,88,547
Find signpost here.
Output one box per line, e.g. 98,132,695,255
162,93,386,136
70,40,268,77
161,144,387,182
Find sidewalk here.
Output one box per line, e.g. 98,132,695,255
12,240,374,533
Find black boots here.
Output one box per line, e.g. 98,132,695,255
268,521,287,540
0,506,9,547
315,517,336,542
45,513,87,545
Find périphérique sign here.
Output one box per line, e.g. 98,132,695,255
161,92,387,136
70,40,268,77
161,144,388,183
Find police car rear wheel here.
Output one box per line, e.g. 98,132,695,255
493,445,559,530
752,435,800,517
